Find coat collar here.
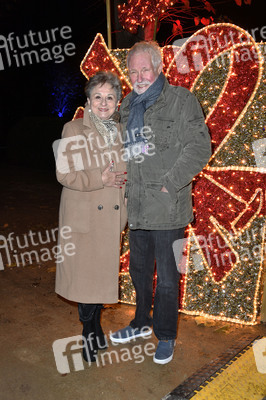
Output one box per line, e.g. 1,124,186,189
82,105,124,155
121,77,169,113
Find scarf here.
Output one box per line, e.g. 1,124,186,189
125,72,165,159
89,109,119,147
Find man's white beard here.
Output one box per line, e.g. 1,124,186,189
133,80,152,95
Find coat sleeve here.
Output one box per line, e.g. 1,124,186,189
55,121,104,192
162,92,212,197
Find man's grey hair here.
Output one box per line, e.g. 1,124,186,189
127,41,162,71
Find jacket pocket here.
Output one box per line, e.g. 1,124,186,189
143,183,177,225
152,118,177,151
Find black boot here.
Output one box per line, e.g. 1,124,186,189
93,305,108,350
78,303,98,363
82,319,98,363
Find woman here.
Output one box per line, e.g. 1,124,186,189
55,71,127,363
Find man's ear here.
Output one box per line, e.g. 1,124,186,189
157,61,163,75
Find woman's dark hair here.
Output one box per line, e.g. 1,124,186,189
84,71,122,101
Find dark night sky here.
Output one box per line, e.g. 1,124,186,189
0,0,264,169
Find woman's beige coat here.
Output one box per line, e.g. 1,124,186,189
55,106,127,303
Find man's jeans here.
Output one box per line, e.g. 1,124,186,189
129,228,185,340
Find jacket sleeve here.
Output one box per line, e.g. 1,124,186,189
162,92,212,197
55,122,104,192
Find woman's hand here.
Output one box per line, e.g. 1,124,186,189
102,162,127,188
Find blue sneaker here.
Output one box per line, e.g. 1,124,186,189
110,325,152,343
153,340,175,364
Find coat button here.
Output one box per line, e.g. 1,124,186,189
114,205,119,210
98,205,103,210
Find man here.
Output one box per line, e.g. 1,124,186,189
110,41,211,364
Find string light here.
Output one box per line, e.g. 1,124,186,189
72,106,84,120
80,33,132,98
118,0,174,34
72,24,265,325
178,25,265,325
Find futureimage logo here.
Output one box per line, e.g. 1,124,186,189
253,338,266,374
0,26,76,70
252,138,266,169
53,127,156,171
172,28,261,75
173,226,264,274
0,225,75,270
52,332,155,373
